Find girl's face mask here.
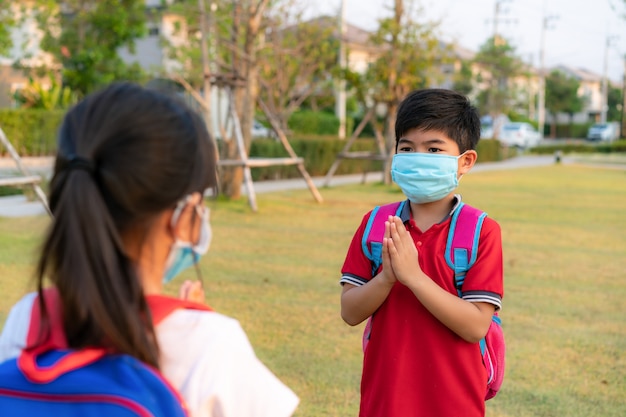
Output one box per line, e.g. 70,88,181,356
391,152,465,204
162,197,212,284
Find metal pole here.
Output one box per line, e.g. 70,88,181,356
601,34,609,124
199,0,214,136
621,55,626,138
537,10,557,138
537,15,546,139
336,0,347,139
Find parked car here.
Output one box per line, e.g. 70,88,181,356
499,122,541,148
251,120,273,138
480,114,510,139
586,122,620,142
214,119,273,140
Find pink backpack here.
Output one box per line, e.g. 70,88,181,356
361,200,505,400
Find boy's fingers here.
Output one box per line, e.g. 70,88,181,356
389,220,403,250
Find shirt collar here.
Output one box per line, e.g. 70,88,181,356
399,194,463,224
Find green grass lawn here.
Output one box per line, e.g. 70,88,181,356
1,164,625,416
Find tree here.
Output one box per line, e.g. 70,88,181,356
452,61,474,96
473,36,526,134
0,0,15,56
346,0,452,183
545,69,583,138
30,0,147,97
607,83,623,122
258,14,338,134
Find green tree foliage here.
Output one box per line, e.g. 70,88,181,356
259,14,338,132
32,0,147,97
452,61,474,96
545,69,584,137
473,37,526,123
346,0,452,143
607,83,623,122
13,76,77,110
0,0,14,56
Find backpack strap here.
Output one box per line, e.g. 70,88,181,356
444,202,487,297
445,203,488,357
362,200,406,277
18,288,212,383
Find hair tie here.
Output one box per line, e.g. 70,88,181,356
66,156,95,175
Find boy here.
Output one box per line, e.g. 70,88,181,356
340,89,503,417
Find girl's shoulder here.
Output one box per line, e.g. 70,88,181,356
0,292,37,363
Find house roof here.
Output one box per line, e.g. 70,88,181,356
552,65,603,83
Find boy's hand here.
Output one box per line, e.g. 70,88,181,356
179,280,205,304
380,216,398,285
385,216,422,286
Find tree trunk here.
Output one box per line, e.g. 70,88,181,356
219,0,268,200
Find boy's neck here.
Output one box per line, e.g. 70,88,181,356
409,194,457,232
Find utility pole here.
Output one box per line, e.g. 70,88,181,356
537,10,557,139
199,0,213,137
486,0,515,138
601,33,618,124
491,0,515,46
621,55,626,138
336,0,347,139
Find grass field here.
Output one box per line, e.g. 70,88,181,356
1,163,625,416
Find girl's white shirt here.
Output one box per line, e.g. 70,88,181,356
0,293,299,417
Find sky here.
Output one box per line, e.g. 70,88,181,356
304,0,626,84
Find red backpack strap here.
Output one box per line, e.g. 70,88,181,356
146,295,213,325
18,288,108,383
18,290,212,384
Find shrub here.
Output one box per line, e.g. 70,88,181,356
529,139,626,155
0,109,64,156
288,110,354,136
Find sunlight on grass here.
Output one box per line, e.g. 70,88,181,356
0,165,625,416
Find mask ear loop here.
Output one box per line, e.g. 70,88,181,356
190,203,205,289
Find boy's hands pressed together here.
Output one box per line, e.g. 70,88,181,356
380,218,398,286
384,216,424,287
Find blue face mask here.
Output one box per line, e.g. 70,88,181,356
391,153,464,204
163,198,212,284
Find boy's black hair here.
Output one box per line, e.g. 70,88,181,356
395,88,481,153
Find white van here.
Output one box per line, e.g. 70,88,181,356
586,122,620,142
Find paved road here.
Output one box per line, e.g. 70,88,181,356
0,154,568,218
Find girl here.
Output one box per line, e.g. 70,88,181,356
0,82,298,417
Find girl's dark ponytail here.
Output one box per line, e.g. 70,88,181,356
36,82,217,367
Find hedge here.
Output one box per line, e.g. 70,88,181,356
0,107,511,182
243,137,507,181
529,139,626,155
0,109,64,156
288,110,354,136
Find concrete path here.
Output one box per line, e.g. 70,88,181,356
0,154,574,218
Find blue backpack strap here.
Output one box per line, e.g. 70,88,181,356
444,202,487,297
362,201,406,277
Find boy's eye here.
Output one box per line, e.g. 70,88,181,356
427,147,444,153
399,146,413,152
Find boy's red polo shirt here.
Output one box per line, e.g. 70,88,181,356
341,198,503,417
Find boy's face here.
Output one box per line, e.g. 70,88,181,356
396,128,477,176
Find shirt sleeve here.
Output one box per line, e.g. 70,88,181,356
157,310,299,417
339,211,375,287
461,217,504,309
0,292,36,363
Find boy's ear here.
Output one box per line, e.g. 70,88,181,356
458,150,477,176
